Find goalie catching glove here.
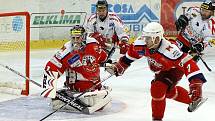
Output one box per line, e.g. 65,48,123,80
105,57,130,76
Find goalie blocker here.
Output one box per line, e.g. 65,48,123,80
51,86,112,114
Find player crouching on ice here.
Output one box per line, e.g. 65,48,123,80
41,25,112,114
106,22,208,121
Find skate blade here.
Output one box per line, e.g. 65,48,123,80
188,97,208,112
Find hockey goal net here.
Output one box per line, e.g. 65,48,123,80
0,12,30,95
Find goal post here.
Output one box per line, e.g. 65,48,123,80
0,12,30,95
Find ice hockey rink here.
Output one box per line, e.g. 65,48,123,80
0,47,215,121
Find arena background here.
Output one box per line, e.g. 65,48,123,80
0,0,205,50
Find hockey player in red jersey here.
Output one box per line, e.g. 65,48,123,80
86,0,129,55
175,0,215,61
106,22,207,121
41,25,111,114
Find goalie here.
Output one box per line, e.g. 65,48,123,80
41,25,112,114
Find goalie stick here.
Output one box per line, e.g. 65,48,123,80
40,73,113,121
0,63,42,88
54,91,90,112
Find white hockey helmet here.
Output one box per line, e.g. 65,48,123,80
142,22,164,49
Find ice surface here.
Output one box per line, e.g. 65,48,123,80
0,48,215,121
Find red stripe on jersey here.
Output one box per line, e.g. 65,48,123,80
210,18,215,35
87,14,96,22
109,12,123,24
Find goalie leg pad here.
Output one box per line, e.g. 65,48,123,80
51,90,89,113
87,93,111,114
72,87,112,113
73,88,111,106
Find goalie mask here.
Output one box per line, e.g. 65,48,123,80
96,0,108,21
142,22,164,49
200,0,215,20
70,25,86,50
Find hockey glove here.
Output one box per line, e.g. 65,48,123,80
175,15,189,31
191,42,204,53
89,32,106,48
119,40,129,54
105,58,129,76
189,79,203,101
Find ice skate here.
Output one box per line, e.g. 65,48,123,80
188,97,208,112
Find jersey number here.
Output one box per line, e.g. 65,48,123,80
187,64,191,72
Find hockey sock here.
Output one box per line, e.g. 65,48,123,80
166,86,192,104
151,81,167,120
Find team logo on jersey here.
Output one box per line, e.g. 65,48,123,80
82,55,98,72
147,57,162,68
82,55,95,64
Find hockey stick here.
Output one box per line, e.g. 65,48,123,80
196,51,212,71
39,73,113,121
0,63,42,87
107,46,116,60
101,46,116,67
178,29,212,72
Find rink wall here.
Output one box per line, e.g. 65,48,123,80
0,0,203,50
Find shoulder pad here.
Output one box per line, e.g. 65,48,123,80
86,37,97,44
55,41,73,60
87,14,96,22
108,12,117,16
186,7,200,18
158,40,183,60
133,37,146,46
109,12,123,23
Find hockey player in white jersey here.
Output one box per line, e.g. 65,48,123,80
86,0,129,55
175,0,215,61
